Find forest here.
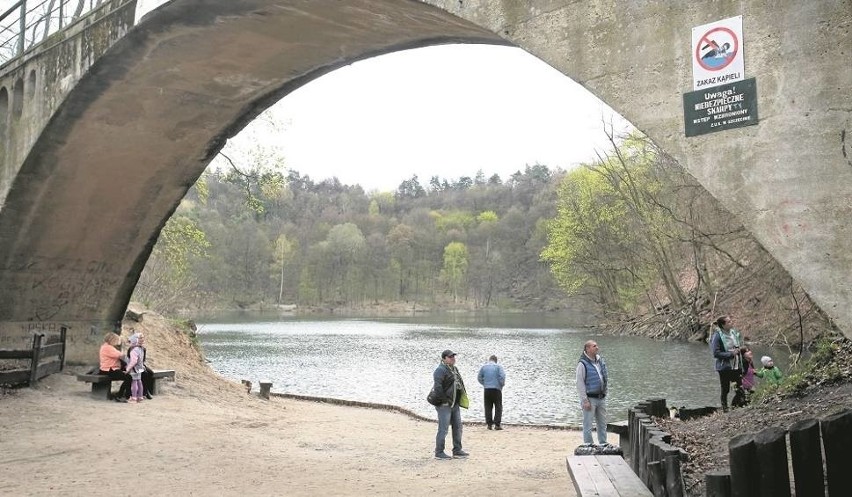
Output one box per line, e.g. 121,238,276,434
133,132,831,344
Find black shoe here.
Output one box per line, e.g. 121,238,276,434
435,452,452,460
114,397,127,403
487,425,493,430
145,393,153,400
495,425,503,431
452,450,469,458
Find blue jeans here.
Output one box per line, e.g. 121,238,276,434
435,404,463,454
582,397,607,445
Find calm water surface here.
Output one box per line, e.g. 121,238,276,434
197,314,788,426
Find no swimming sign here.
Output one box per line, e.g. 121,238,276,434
692,16,744,90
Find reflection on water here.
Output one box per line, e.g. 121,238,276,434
197,315,789,426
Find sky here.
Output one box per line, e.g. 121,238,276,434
3,0,635,192
216,44,634,192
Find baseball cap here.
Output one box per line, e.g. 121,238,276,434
441,349,457,359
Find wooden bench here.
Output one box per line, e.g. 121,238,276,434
567,455,652,496
76,369,175,399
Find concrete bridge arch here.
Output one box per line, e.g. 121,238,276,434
0,0,850,359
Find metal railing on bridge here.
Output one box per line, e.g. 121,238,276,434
0,0,131,67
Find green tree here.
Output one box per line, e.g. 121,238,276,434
273,234,294,305
388,223,416,299
325,223,367,303
441,242,469,303
133,215,210,312
471,211,499,306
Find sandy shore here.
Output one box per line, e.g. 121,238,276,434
1,306,584,496
0,371,582,496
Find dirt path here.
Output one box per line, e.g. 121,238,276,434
0,372,581,496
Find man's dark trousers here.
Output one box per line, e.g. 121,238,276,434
484,388,502,427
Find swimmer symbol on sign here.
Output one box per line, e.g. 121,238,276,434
696,27,738,70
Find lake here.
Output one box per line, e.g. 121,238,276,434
196,313,789,426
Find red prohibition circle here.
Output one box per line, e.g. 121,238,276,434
695,26,739,71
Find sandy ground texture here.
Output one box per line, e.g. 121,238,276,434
1,308,583,496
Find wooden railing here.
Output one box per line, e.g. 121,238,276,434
0,326,66,386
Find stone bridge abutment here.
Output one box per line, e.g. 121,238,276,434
0,0,850,361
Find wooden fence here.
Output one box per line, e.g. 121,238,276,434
626,397,689,497
0,327,67,387
707,408,852,497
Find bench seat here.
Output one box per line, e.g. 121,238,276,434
76,369,175,399
567,455,652,497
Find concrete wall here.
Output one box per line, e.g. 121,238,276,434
0,0,849,362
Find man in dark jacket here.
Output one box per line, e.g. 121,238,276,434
432,349,469,459
576,340,608,446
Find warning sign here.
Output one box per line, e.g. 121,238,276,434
683,78,758,137
692,16,744,90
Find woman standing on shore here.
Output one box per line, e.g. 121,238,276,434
710,316,743,412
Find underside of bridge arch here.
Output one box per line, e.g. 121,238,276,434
1,0,851,359
0,0,508,357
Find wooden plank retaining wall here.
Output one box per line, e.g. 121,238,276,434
707,408,852,497
626,398,688,497
626,397,851,496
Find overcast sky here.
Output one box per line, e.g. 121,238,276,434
216,44,634,192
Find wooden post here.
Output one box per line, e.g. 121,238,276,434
633,414,650,472
258,380,272,399
820,409,852,497
639,420,654,484
28,333,43,386
705,470,732,497
647,461,666,497
647,397,667,418
728,433,757,497
789,418,824,497
753,426,790,497
663,453,685,497
642,428,665,487
625,408,634,457
58,326,67,371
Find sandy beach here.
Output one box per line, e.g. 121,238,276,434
0,310,582,496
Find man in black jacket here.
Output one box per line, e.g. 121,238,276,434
432,349,469,459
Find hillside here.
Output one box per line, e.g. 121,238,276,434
657,336,852,496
